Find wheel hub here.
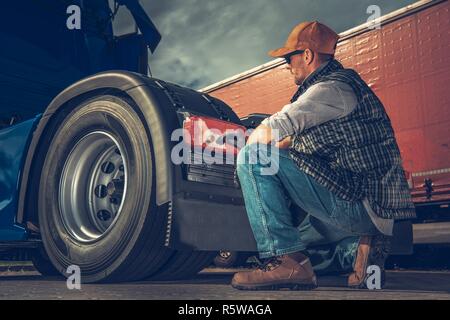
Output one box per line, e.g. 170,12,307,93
107,178,124,202
59,131,128,243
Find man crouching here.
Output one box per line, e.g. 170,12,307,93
232,21,415,290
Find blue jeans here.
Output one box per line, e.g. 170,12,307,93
236,144,380,274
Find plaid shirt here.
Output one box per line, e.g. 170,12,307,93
290,60,416,220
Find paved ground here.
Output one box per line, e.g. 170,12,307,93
1,268,450,300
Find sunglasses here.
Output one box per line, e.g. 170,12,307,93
284,50,305,64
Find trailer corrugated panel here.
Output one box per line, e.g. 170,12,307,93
204,0,450,206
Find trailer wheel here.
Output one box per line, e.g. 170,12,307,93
213,251,252,268
37,94,209,283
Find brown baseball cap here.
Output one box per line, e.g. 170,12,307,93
268,21,339,58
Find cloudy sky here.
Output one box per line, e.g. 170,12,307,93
112,0,417,89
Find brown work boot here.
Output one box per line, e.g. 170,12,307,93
348,234,391,289
231,252,318,291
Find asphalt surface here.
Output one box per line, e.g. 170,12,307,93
1,268,450,300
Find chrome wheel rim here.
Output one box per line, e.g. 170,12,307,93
59,131,128,243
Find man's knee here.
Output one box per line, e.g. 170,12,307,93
237,144,280,177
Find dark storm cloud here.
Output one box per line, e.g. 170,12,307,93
113,0,417,89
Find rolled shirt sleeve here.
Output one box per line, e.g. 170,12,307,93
261,80,358,141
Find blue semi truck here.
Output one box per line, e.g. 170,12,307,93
0,0,263,282
0,0,412,282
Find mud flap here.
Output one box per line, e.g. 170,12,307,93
167,193,258,252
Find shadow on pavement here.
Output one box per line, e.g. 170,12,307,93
1,269,450,294
136,269,450,294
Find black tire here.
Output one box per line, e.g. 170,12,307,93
31,246,61,277
213,251,251,268
37,94,180,283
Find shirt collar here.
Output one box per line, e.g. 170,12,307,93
301,60,332,86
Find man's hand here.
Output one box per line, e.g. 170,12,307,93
246,124,292,149
247,124,273,145
275,136,292,149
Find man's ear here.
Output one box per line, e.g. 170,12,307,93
304,48,315,66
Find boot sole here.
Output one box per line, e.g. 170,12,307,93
232,281,318,291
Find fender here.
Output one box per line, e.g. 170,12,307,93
17,71,174,224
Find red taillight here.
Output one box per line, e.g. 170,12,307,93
183,116,247,155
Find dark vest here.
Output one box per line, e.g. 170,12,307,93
289,60,416,220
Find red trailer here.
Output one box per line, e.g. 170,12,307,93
203,0,450,245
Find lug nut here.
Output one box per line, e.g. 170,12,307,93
101,161,115,174
94,185,108,198
97,210,112,221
